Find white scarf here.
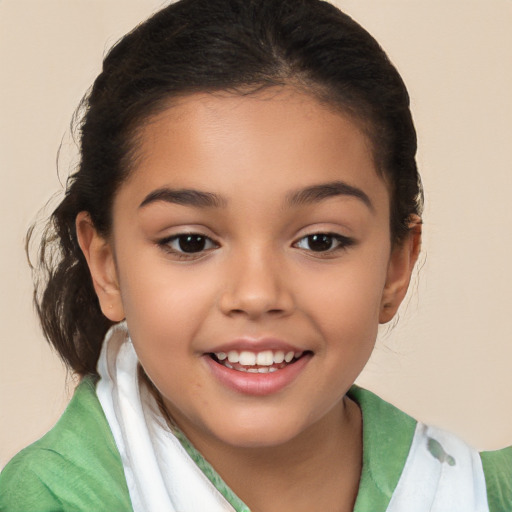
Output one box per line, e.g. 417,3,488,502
386,422,489,512
96,323,238,512
96,323,490,512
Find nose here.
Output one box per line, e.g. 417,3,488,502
218,247,294,320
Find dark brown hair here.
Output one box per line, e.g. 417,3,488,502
32,0,423,376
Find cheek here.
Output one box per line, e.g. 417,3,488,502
114,255,216,368
300,252,390,351
305,258,388,319
118,251,214,323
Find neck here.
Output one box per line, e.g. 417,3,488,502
171,396,363,512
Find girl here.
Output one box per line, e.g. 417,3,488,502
0,0,510,510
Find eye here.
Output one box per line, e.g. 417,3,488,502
294,233,354,253
159,233,218,256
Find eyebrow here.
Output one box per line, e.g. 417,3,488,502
139,180,373,211
139,188,227,209
287,180,374,211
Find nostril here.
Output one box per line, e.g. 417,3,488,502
218,282,294,318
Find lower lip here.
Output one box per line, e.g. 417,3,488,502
204,354,312,396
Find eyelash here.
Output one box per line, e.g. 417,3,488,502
157,232,355,260
158,233,219,260
293,233,355,256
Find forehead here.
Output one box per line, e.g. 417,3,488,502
118,87,389,214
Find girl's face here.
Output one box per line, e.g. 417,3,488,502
82,88,417,450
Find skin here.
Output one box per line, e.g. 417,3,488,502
77,87,420,512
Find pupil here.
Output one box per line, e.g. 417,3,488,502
179,235,206,253
308,234,332,252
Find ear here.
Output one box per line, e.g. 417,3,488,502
76,211,125,322
379,216,422,324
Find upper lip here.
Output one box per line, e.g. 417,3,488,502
207,337,307,354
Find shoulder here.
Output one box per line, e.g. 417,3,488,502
480,446,512,512
349,386,512,512
0,377,132,512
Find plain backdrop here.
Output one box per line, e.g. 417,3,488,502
1,0,511,468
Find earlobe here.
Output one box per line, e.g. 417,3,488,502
379,216,422,324
76,212,125,322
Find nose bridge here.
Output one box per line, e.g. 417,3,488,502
219,242,292,318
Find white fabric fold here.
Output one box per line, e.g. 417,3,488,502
96,323,237,512
386,423,489,512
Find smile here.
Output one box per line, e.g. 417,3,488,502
205,339,313,396
211,350,305,373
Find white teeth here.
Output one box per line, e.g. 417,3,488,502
227,351,239,363
256,350,274,366
239,351,256,366
215,349,305,369
273,350,285,364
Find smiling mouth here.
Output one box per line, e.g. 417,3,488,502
209,349,310,373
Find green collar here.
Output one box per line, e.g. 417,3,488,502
348,386,416,512
174,385,416,512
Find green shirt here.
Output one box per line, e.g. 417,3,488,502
0,378,510,511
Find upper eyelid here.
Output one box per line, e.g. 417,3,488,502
292,232,355,251
153,221,221,237
156,224,354,239
160,233,219,245
293,231,353,243
164,231,213,239
158,231,352,243
291,221,355,238
159,229,218,241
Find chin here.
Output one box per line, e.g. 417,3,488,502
202,407,321,451
218,424,306,450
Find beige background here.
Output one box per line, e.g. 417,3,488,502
1,0,511,468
